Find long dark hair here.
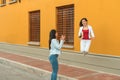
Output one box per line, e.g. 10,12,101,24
79,18,88,27
49,29,56,50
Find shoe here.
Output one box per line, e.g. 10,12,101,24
83,51,88,56
80,51,84,54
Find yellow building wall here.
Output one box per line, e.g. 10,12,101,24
0,0,120,56
74,0,120,56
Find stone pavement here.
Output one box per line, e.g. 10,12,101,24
0,63,43,80
0,43,120,75
0,52,120,80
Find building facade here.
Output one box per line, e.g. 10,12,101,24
0,0,120,56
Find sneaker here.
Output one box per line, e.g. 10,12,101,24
80,51,84,54
83,51,88,56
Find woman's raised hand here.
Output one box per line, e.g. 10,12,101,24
60,35,65,40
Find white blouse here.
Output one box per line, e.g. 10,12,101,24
78,25,95,39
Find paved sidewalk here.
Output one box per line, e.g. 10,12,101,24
0,52,120,80
0,43,120,75
0,63,43,80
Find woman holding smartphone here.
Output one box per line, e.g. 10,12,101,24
49,29,65,80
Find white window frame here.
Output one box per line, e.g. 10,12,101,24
8,0,17,4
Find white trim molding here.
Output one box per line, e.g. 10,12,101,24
62,44,74,48
8,0,17,4
27,41,40,46
0,4,6,7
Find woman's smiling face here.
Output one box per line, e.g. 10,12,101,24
82,19,88,26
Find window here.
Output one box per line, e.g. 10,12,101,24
29,10,40,46
0,0,20,7
0,0,6,7
9,0,17,2
57,4,74,47
8,0,17,4
18,0,21,3
1,0,6,4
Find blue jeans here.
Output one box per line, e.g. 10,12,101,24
49,54,58,80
